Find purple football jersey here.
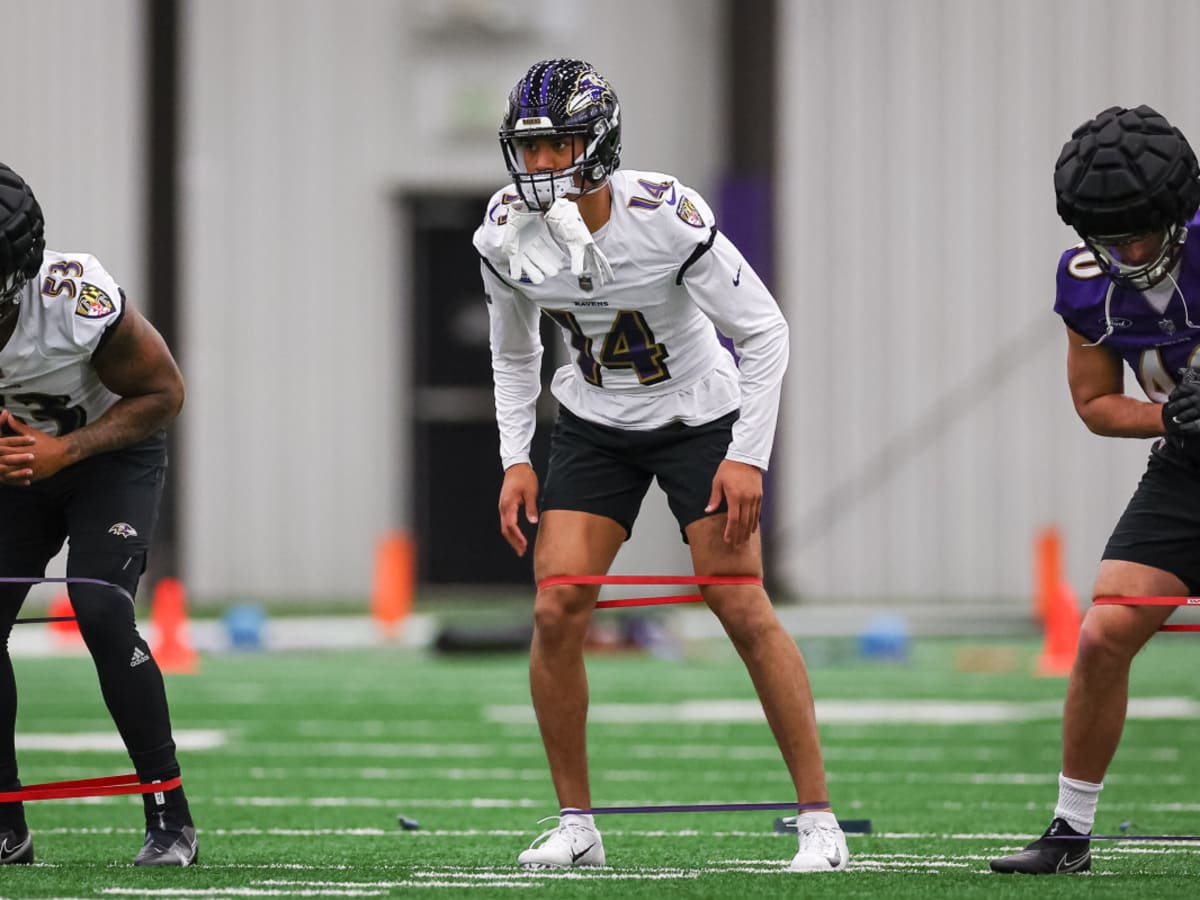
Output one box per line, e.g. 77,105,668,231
1054,214,1200,402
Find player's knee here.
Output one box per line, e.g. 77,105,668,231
703,584,771,624
533,584,592,635
69,589,137,641
65,556,140,641
1076,610,1142,664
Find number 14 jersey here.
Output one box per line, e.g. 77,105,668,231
474,169,789,472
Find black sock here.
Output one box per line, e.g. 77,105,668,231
141,783,192,829
0,781,26,835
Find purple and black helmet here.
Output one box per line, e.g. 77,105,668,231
499,58,622,210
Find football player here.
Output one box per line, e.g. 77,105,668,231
0,163,196,866
992,105,1200,875
474,58,847,873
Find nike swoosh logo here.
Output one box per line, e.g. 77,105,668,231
1056,851,1089,873
571,842,596,864
0,835,29,861
732,264,742,286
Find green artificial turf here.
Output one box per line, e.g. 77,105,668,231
1,634,1196,897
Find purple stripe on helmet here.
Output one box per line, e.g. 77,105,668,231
537,61,556,116
519,71,534,109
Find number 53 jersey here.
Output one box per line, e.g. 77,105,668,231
0,250,124,436
474,169,789,472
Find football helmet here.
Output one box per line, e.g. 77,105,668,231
1054,105,1200,289
499,59,622,210
0,163,45,315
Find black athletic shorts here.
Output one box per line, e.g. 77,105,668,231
540,406,738,542
1103,442,1200,594
0,431,167,594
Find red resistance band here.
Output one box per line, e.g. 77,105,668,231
0,773,182,802
1093,596,1200,632
537,574,763,609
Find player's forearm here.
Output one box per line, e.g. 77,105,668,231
62,390,182,463
1075,393,1165,438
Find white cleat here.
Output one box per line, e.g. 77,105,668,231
789,813,849,872
518,817,606,870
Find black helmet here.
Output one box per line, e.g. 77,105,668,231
0,163,46,310
1054,105,1200,289
499,58,621,210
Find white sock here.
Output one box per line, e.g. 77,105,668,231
1054,772,1102,834
559,809,596,830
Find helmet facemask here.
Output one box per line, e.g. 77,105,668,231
0,269,26,304
501,115,618,210
0,272,24,326
1084,224,1188,290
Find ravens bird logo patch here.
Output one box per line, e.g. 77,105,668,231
75,283,115,318
676,196,705,228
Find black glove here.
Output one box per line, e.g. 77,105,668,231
1163,378,1200,436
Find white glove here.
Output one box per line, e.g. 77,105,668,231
500,200,564,285
544,198,614,287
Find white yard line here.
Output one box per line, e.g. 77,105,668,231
487,697,1200,725
15,729,226,751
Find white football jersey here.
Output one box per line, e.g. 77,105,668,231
0,250,124,436
474,169,789,471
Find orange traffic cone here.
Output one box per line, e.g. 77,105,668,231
48,593,82,646
371,531,414,639
1034,527,1063,623
1035,581,1082,677
150,577,198,674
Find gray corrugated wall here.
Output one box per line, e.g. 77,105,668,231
775,0,1200,601
3,1,144,306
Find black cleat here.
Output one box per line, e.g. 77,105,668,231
990,817,1091,874
0,829,33,865
133,822,198,867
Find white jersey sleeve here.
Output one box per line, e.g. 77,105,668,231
0,250,125,435
475,193,547,468
475,188,544,469
676,224,789,469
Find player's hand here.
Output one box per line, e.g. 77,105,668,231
705,459,762,546
0,409,37,485
498,462,540,556
501,201,564,285
1163,376,1200,435
0,410,70,483
544,198,614,286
